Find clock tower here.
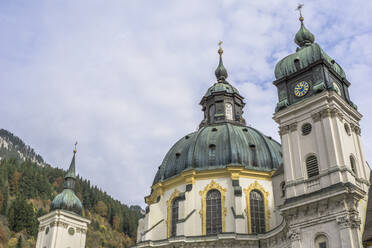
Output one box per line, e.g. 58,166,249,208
273,12,371,248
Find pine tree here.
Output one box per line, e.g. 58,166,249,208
16,236,22,248
7,196,38,236
1,186,8,215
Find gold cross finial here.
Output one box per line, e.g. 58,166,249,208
73,141,78,154
218,40,223,56
296,3,304,23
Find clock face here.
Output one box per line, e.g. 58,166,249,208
294,81,310,97
333,82,341,96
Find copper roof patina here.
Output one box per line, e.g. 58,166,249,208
152,123,282,185
274,19,346,80
153,43,282,185
50,149,83,215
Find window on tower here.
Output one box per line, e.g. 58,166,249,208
301,123,312,136
206,189,222,235
344,123,351,136
250,190,266,234
314,234,328,248
350,155,357,175
306,155,319,178
225,103,233,120
209,104,215,123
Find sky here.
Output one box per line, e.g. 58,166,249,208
1,0,372,207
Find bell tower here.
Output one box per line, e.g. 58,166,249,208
273,7,370,248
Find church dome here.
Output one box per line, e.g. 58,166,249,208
51,189,83,215
152,123,282,185
204,82,239,97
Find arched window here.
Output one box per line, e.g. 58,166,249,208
350,155,357,174
250,190,265,234
225,103,233,120
315,234,328,248
306,155,319,178
171,197,180,237
206,189,222,235
209,104,215,123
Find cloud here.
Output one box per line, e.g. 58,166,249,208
1,0,372,206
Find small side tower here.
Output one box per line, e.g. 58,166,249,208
36,146,90,248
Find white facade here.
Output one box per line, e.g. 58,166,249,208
273,90,370,248
136,168,289,247
135,86,371,248
36,210,90,248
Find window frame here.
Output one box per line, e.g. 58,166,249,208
249,190,266,234
206,189,222,235
199,180,227,235
305,154,319,179
244,181,270,234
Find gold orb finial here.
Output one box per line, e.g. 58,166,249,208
218,40,223,56
296,3,304,23
73,141,77,154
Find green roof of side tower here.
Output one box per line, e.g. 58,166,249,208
50,146,83,215
274,16,346,80
273,10,356,113
152,43,282,186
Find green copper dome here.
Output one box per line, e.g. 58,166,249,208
50,150,83,215
275,22,346,80
152,45,282,185
50,189,83,215
152,123,282,185
204,82,240,97
294,22,315,47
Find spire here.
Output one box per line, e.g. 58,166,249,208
50,144,83,215
215,41,228,83
294,4,314,48
65,142,77,179
64,142,77,190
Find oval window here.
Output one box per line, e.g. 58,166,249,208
302,123,312,136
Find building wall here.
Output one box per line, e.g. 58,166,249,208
138,171,282,242
36,210,90,248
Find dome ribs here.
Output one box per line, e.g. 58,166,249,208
152,124,282,185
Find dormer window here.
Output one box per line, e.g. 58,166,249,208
225,103,233,120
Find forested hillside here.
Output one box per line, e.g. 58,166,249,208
0,130,142,248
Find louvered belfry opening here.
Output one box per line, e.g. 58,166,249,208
250,190,266,234
302,123,312,135
171,197,180,237
206,189,222,235
306,155,319,178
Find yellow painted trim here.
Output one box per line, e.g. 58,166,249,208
166,189,180,238
199,180,227,235
145,167,274,205
243,181,270,233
